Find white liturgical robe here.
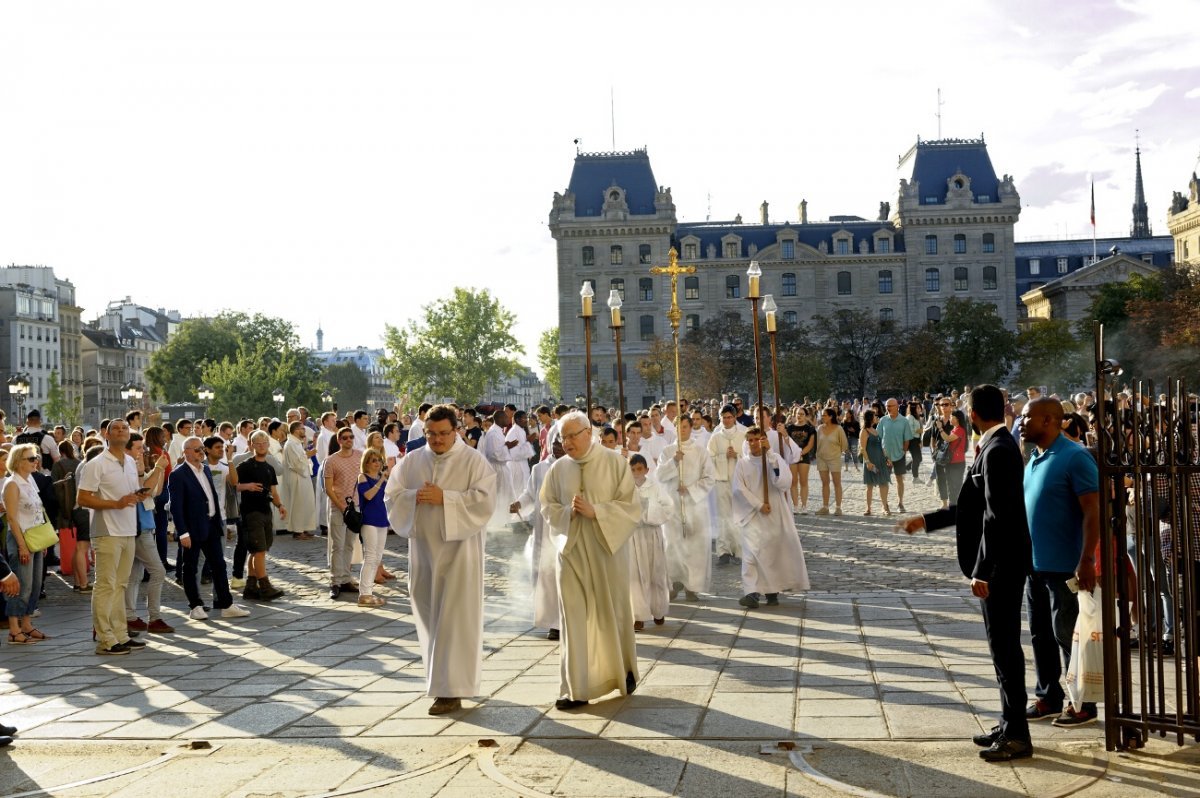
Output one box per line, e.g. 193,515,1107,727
541,443,641,702
505,423,535,499
385,436,496,698
629,474,672,623
656,438,716,594
707,422,747,559
732,450,810,595
479,423,514,530
514,456,559,630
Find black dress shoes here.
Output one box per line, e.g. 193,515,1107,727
546,628,560,641
0,723,15,736
973,725,1002,747
555,698,588,710
0,736,11,748
329,585,341,600
626,672,636,695
979,736,1033,762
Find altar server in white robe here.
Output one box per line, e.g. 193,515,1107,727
623,420,657,476
385,405,496,716
479,409,514,530
540,411,641,710
627,454,671,629
732,426,810,609
638,416,668,467
708,404,747,565
656,414,716,601
282,422,317,536
505,410,535,499
511,430,562,639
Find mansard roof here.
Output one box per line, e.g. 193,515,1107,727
675,219,904,256
567,149,659,217
899,137,999,205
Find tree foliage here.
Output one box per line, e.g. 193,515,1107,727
200,340,326,421
381,287,523,405
812,309,894,397
636,336,674,399
321,361,369,412
878,326,952,397
537,328,561,400
778,351,832,405
44,371,82,428
1014,320,1090,394
938,298,1017,387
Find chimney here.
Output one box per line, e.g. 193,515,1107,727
799,199,808,224
760,201,769,225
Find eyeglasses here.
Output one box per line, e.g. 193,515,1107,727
338,435,354,442
564,427,590,439
425,431,456,439
25,456,40,463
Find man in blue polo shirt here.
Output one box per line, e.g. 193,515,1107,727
877,398,912,513
1021,398,1100,727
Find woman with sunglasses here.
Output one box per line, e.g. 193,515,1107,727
3,444,51,644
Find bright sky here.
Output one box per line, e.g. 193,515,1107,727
3,1,1198,373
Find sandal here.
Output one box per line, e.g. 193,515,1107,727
357,595,385,608
863,509,872,516
7,632,36,645
24,628,47,640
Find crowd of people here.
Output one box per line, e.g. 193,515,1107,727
0,381,1194,762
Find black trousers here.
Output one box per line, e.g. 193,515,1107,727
182,516,233,610
980,576,1031,742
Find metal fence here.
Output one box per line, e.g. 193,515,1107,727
1095,325,1200,750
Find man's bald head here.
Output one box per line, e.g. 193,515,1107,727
1021,397,1065,449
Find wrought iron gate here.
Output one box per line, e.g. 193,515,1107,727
1095,324,1200,750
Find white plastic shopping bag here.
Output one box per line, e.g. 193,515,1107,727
1066,587,1105,706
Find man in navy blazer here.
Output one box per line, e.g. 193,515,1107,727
169,436,249,621
899,384,1034,762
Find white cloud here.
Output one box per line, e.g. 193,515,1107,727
1186,87,1200,99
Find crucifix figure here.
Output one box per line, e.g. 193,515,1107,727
649,248,697,419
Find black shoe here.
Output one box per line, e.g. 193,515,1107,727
979,736,1032,762
625,672,636,695
765,593,780,606
329,585,341,600
201,575,212,585
1026,700,1061,720
738,594,759,609
717,553,731,566
338,582,359,594
546,628,560,641
123,638,147,649
554,698,588,710
44,555,60,567
973,724,1002,747
0,723,16,736
1161,638,1175,656
684,591,700,602
0,736,11,748
670,581,684,600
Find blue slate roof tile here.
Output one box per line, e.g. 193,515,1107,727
901,138,999,205
674,221,904,256
568,150,659,217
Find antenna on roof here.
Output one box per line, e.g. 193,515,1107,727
706,192,712,222
936,88,944,139
573,138,581,154
610,87,616,150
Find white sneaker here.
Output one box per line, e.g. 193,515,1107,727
188,606,209,621
229,577,247,589
221,605,250,619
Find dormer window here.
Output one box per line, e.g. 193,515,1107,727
683,241,699,260
836,239,850,255
781,240,795,260
608,190,621,202
724,241,739,258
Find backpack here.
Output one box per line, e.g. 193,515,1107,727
15,428,52,471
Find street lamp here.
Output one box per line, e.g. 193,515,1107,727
8,373,30,419
272,387,285,417
580,281,594,414
120,382,143,410
197,383,214,416
745,260,769,512
321,388,336,413
762,294,782,413
607,289,626,426
574,393,586,409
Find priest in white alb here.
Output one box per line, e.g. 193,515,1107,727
479,409,514,530
732,425,810,609
656,414,716,601
511,429,562,640
385,404,496,715
707,403,747,566
540,410,641,710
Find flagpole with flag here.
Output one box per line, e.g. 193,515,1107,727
1090,180,1097,263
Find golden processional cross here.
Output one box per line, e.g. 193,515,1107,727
649,248,697,435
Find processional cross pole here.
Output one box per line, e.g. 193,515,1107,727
650,248,698,522
746,261,770,511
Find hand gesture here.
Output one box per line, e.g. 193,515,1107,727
279,506,288,520
760,503,771,515
1076,556,1097,593
155,454,170,470
509,501,521,514
180,536,192,550
674,448,684,463
571,494,596,518
970,578,989,599
416,482,444,505
726,446,736,459
896,516,925,535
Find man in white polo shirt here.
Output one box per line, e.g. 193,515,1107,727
78,419,146,656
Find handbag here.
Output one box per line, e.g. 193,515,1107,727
23,510,60,553
1066,587,1105,706
342,497,364,534
932,435,951,466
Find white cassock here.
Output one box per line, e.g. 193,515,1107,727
732,451,810,595
691,426,711,451
707,423,747,559
282,437,317,532
540,444,641,702
514,456,559,630
656,438,716,594
505,424,534,499
624,447,657,476
629,475,672,623
639,433,667,470
385,436,496,698
479,423,514,530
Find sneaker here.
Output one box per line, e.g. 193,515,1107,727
1052,705,1097,727
834,507,843,516
123,638,147,649
188,606,209,621
1026,699,1061,721
229,577,247,590
221,605,251,619
96,643,130,656
897,504,906,513
146,619,175,634
127,618,148,632
815,507,830,516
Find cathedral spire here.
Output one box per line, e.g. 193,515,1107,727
1131,132,1152,238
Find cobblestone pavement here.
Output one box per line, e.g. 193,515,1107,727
1,471,1197,797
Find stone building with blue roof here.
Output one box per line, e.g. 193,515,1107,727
549,138,1023,406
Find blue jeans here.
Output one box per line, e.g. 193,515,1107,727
1026,569,1096,712
4,532,43,618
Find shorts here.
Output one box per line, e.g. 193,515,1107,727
242,511,274,553
890,458,908,476
72,507,91,542
815,455,841,473
798,453,815,466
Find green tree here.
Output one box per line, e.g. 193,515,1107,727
43,371,76,427
1014,320,1090,394
201,340,325,421
147,312,300,403
537,328,561,399
778,351,832,404
637,336,674,399
381,287,523,405
878,326,952,396
812,309,894,397
938,298,1017,387
322,361,369,412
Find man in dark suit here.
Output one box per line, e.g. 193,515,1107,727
0,558,18,746
898,384,1034,762
169,436,249,621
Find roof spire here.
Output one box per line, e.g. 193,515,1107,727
1131,131,1152,239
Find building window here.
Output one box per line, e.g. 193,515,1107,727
954,234,966,254
983,266,997,290
927,306,941,325
725,275,741,299
611,363,626,381
925,268,940,292
880,308,894,329
878,270,893,294
1057,257,1068,274
978,194,991,203
639,244,652,264
836,271,852,295
836,239,850,255
639,278,653,302
782,240,795,260
684,276,699,300
1029,258,1040,276
639,315,655,341
783,310,797,328
610,278,625,300
683,242,698,260
582,246,594,266
724,241,739,259
685,314,699,332
782,273,796,296
877,238,890,253
982,233,995,253
610,245,623,265
953,267,968,291
925,235,938,254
